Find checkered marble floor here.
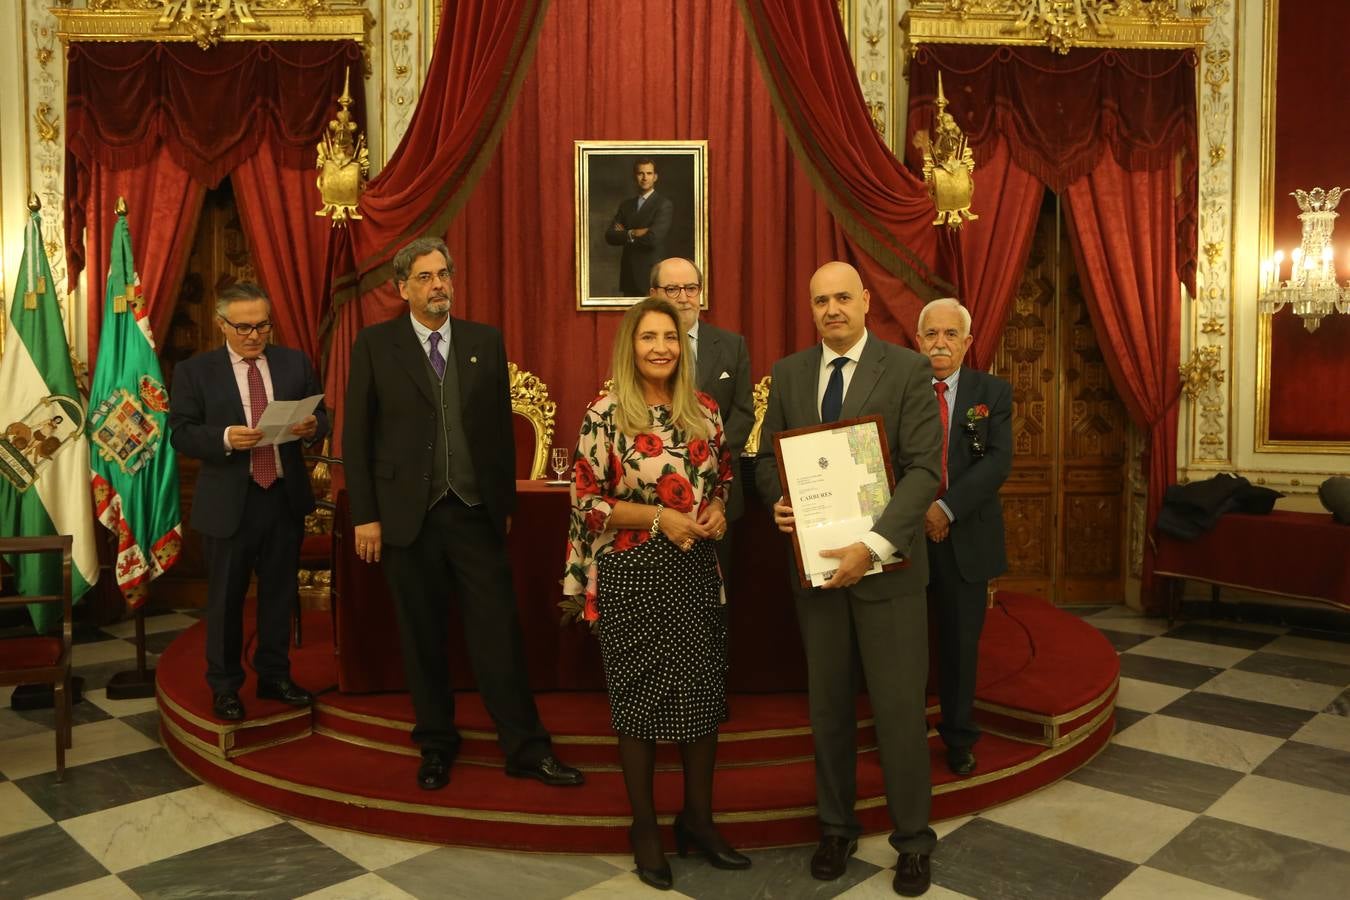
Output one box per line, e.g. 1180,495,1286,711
1,604,1348,900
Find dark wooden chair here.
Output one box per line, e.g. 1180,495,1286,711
0,535,74,780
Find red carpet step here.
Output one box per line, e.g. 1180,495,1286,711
158,592,1118,851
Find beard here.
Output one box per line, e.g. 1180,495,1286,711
426,298,451,316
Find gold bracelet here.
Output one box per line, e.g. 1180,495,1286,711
651,505,664,535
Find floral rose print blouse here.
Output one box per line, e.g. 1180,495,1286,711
563,391,733,621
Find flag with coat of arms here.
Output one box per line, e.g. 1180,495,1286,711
87,204,182,606
0,200,99,631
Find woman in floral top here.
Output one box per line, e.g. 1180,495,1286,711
563,297,748,889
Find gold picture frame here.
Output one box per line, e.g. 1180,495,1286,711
574,141,708,310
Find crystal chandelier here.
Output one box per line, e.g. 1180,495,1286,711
1258,187,1350,333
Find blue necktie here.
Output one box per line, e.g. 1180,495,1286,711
821,357,848,423
428,331,446,380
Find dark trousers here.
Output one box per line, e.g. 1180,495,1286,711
927,535,989,751
796,587,936,854
381,496,550,766
202,481,301,695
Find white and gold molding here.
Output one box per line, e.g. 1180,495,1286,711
842,0,899,153
377,0,429,169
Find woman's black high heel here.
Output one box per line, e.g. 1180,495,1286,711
673,813,751,869
628,824,673,890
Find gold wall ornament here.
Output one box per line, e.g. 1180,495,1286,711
315,66,369,226
34,102,60,143
903,1,1207,55
913,73,978,229
1179,344,1224,402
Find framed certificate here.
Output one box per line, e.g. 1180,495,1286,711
773,415,909,589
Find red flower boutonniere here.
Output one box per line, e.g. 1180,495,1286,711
966,404,989,424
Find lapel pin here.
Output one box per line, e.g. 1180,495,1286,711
470,356,478,364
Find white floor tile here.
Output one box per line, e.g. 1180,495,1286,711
99,613,200,640
1088,615,1171,636
1116,677,1189,713
60,784,281,873
1111,714,1285,773
1196,668,1345,712
1124,636,1254,669
0,781,53,838
294,872,419,900
1104,865,1257,899
30,875,141,900
83,687,158,719
1291,713,1350,752
292,820,435,870
69,640,137,668
980,780,1196,864
1207,774,1350,853
1261,634,1350,666
0,718,157,780
563,869,697,898
837,869,974,899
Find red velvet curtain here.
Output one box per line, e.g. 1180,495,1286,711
1064,155,1181,605
325,0,942,453
65,41,363,364
932,138,1043,369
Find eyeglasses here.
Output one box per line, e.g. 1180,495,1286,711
220,317,273,337
410,269,453,286
658,283,702,299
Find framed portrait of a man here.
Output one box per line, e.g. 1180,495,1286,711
575,141,707,309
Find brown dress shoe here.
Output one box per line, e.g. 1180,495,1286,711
893,852,931,896
810,835,857,880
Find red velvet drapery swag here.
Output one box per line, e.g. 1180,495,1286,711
65,40,364,365
323,0,945,452
906,44,1196,606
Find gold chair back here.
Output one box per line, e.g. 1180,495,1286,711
509,362,557,480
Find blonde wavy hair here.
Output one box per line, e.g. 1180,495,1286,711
608,297,709,439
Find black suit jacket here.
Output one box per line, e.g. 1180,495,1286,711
693,322,753,520
604,191,674,296
343,314,516,547
755,335,943,599
938,368,1013,583
168,345,329,539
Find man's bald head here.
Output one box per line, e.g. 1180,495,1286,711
808,261,870,353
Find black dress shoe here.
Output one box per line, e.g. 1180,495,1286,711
629,824,673,891
256,678,313,707
418,749,454,791
673,813,751,869
946,747,977,777
212,692,245,722
810,835,857,881
504,754,585,787
893,852,931,896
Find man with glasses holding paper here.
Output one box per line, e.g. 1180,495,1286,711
168,283,328,722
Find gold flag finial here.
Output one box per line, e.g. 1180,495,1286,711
316,65,370,227
115,196,128,216
913,71,979,230
28,192,40,212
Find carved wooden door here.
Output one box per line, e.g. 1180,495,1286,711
991,195,1130,605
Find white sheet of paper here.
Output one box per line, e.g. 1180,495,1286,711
253,394,324,447
798,515,882,588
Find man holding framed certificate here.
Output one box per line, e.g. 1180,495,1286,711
755,262,944,897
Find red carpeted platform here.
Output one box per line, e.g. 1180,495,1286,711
158,592,1118,851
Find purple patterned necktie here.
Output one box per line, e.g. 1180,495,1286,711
428,331,446,380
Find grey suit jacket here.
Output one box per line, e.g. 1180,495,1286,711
694,321,753,520
754,333,943,599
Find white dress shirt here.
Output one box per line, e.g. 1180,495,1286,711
409,313,452,367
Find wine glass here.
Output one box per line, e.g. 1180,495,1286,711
549,447,570,485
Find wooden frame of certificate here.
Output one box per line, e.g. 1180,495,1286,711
773,414,909,590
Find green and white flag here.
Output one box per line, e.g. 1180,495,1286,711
0,206,99,631
88,209,182,607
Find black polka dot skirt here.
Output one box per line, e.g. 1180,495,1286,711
595,534,727,742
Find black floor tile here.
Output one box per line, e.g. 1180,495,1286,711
1067,743,1243,813
120,710,165,743
1149,816,1350,899
1326,688,1350,717
1095,629,1156,653
1158,691,1315,740
72,624,123,646
1163,622,1278,650
931,818,1134,900
1234,651,1350,687
0,823,109,897
1113,707,1148,733
143,629,188,656
12,695,113,731
1253,740,1350,796
1289,625,1350,645
676,845,879,899
16,748,200,821
70,656,162,691
119,823,364,900
1064,605,1114,618
1117,653,1223,689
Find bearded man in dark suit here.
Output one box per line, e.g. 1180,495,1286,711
168,283,328,722
342,237,583,793
916,298,1013,778
755,261,942,897
605,158,675,296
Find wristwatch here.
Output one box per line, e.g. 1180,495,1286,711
865,544,882,565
